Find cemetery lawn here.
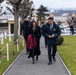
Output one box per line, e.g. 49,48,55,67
0,37,25,75
58,36,76,75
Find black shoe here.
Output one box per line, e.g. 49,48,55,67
52,56,56,62
28,55,30,58
48,62,52,65
36,56,38,61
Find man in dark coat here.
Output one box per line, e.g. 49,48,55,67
44,17,61,65
20,16,30,54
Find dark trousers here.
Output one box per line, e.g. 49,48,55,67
47,44,57,62
70,30,74,35
31,48,38,62
32,48,35,61
24,36,28,53
44,37,47,47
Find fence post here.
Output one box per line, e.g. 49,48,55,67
7,43,9,61
1,33,4,44
0,61,1,69
22,37,24,46
9,32,11,42
17,39,19,52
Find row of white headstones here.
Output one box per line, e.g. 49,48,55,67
0,32,25,62
0,32,14,44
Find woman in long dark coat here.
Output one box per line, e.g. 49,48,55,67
27,20,41,64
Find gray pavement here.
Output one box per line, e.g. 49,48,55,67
5,37,69,75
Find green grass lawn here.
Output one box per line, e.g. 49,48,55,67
58,36,76,75
0,37,25,75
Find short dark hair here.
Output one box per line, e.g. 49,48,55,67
48,17,54,21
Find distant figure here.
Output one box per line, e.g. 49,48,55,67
20,16,30,54
44,17,61,65
70,25,74,35
41,24,47,48
27,20,41,64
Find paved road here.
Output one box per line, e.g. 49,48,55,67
5,37,69,75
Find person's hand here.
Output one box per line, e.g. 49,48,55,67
51,34,55,38
48,35,52,38
48,34,55,38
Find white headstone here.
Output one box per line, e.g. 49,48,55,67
4,32,7,39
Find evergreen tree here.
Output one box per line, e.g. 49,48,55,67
37,5,48,20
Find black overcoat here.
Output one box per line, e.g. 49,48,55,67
28,25,41,57
44,23,61,44
20,21,30,40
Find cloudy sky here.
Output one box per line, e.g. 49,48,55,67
33,0,76,9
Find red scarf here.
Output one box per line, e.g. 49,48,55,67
26,34,37,50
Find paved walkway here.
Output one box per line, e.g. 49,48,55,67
5,37,69,75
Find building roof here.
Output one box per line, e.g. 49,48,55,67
0,0,14,23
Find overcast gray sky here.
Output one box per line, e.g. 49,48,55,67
33,0,76,9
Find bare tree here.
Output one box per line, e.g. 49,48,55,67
0,0,4,3
0,0,4,15
6,0,33,42
19,0,33,22
6,0,22,42
6,0,33,20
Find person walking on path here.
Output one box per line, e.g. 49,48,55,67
44,17,61,65
70,25,74,35
27,20,41,64
41,24,47,48
20,16,30,54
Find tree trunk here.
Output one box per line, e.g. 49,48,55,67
14,5,19,42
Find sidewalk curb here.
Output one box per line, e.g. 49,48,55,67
2,49,72,75
2,48,25,75
57,52,72,75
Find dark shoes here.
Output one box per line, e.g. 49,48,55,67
52,56,56,62
32,56,39,64
28,55,30,58
36,56,38,61
48,62,52,65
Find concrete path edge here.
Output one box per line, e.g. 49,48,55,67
2,48,25,75
2,49,72,75
57,52,72,75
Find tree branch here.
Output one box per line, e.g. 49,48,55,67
6,7,14,15
16,0,22,5
0,11,6,16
